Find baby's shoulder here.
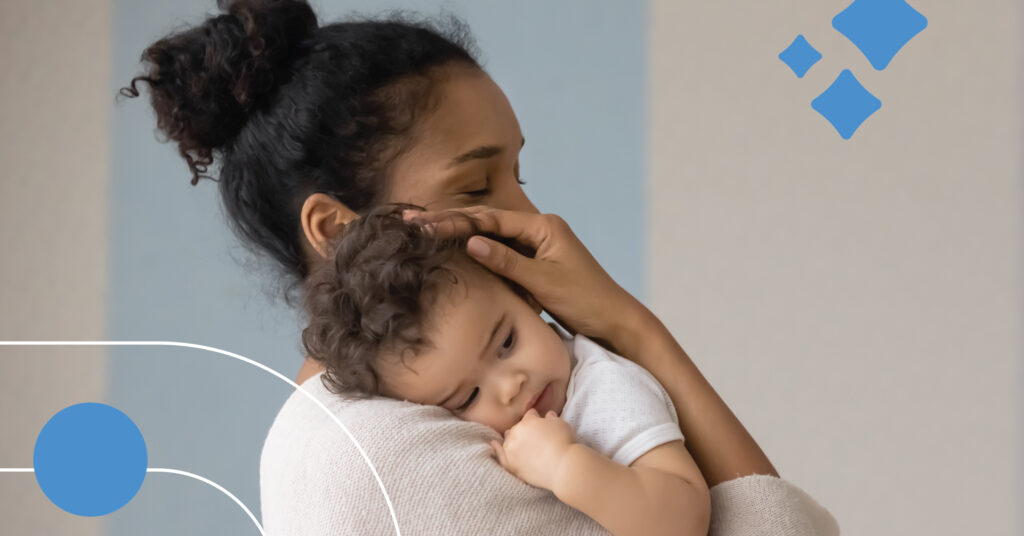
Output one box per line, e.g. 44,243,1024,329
568,335,661,390
571,335,646,373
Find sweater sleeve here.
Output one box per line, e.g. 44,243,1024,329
708,474,840,536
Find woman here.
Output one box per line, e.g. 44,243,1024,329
123,0,837,534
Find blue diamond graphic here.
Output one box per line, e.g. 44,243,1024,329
779,35,822,78
811,70,881,139
833,0,928,70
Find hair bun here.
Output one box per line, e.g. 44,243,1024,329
121,0,317,184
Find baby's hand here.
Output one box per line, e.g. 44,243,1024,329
490,408,576,491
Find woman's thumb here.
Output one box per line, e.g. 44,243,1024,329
466,235,529,280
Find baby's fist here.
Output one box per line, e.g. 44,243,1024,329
492,409,576,490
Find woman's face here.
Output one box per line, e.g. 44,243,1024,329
385,68,538,214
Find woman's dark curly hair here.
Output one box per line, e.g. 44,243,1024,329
302,204,482,397
120,0,481,293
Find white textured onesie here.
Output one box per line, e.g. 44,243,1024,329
558,333,685,466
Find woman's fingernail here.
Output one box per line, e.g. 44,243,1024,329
467,236,490,258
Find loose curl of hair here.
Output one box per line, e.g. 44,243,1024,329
120,0,481,296
302,205,483,397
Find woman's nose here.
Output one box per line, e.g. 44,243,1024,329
512,189,539,214
499,176,540,214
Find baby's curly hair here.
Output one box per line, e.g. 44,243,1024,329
302,204,482,397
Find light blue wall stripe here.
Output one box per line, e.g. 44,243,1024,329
109,1,646,533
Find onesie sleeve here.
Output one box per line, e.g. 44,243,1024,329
561,336,685,467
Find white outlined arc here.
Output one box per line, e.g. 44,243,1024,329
0,341,401,536
147,468,264,535
1,467,265,535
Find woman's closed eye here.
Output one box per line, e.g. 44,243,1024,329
460,170,527,199
459,177,491,199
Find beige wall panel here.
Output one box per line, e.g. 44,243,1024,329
0,1,110,534
649,1,1020,535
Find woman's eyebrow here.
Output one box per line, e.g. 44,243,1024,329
444,138,526,169
446,145,502,169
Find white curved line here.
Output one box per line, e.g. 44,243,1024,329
0,467,262,534
148,467,264,535
0,341,401,536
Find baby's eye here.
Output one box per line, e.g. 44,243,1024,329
500,328,516,353
456,387,479,412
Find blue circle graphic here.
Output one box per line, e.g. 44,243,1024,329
33,402,148,516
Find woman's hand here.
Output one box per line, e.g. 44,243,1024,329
490,409,576,490
404,206,646,349
407,206,780,486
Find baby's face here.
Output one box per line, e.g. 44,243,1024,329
379,267,571,434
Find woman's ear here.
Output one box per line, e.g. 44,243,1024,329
300,193,359,258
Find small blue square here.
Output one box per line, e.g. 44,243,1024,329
833,0,928,70
811,70,881,139
779,35,822,78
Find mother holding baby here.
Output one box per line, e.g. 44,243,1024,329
125,0,838,534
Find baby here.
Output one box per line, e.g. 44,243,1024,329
302,206,710,536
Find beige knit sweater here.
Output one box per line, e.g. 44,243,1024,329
260,373,839,535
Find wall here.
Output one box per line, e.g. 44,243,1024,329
649,1,1022,534
0,0,110,534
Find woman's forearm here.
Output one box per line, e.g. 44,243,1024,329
604,302,779,486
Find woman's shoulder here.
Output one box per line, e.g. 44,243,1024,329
261,372,487,458
259,372,605,535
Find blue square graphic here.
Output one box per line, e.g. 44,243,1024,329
833,0,928,70
779,35,822,78
811,70,881,139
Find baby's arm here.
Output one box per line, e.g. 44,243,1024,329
492,410,710,536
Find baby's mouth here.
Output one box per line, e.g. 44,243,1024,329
525,382,553,415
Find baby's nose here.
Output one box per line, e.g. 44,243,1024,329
499,371,528,405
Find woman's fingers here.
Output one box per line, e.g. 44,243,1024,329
406,206,557,252
465,236,530,282
407,205,634,344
